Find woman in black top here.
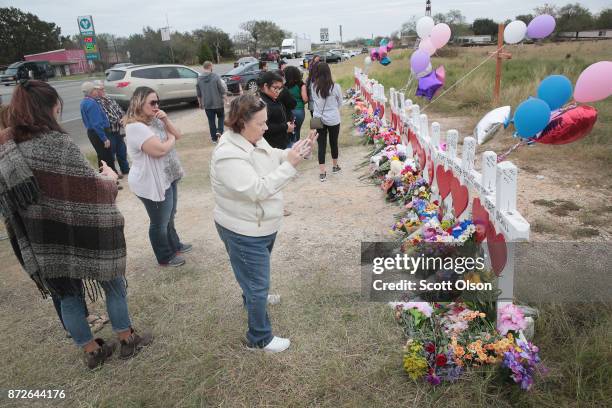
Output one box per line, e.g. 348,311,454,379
258,71,295,149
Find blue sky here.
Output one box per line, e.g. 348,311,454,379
2,0,610,41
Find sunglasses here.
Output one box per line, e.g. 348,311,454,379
149,100,160,107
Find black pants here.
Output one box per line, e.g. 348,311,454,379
317,123,340,165
87,129,117,173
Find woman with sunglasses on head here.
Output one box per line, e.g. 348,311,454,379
124,87,191,267
258,71,295,150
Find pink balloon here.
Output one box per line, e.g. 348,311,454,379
387,41,394,51
418,38,436,56
430,23,451,49
435,65,446,83
378,46,388,58
370,48,380,61
574,61,612,103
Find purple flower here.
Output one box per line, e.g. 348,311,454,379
426,373,441,385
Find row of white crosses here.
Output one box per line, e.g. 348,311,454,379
354,67,531,311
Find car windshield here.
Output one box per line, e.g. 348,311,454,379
5,68,17,74
226,63,253,75
8,62,22,68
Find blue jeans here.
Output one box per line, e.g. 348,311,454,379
138,180,183,264
59,277,131,347
289,108,305,146
215,222,276,347
205,108,224,141
109,131,130,175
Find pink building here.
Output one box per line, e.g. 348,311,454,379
24,49,91,77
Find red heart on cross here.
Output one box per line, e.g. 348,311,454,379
417,145,427,169
436,165,452,199
428,161,434,183
450,176,469,217
486,221,507,277
472,198,489,243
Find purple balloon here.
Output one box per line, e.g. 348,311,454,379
527,14,556,39
416,70,443,100
411,50,430,74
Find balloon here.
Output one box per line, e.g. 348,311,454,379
430,23,452,48
416,16,435,39
537,106,597,145
504,20,527,44
380,56,392,66
537,75,573,110
364,56,372,66
474,106,512,144
410,50,430,74
378,45,388,58
527,14,556,39
418,37,436,56
574,61,612,103
513,98,551,138
412,63,433,78
380,38,389,47
416,70,443,100
370,48,380,61
387,41,394,51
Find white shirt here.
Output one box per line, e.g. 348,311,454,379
210,130,297,237
125,119,184,201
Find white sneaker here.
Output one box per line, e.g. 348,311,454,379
262,336,290,353
267,294,281,305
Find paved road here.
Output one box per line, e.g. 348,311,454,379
0,59,303,152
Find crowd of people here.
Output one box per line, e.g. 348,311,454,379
0,58,344,368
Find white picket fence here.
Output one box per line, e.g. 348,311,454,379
354,67,531,309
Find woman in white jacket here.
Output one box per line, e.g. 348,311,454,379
210,94,317,353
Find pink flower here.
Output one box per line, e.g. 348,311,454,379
497,304,527,335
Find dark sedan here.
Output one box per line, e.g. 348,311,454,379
221,61,279,94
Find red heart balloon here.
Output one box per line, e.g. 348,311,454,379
472,198,489,243
436,165,451,199
450,176,469,217
537,106,598,145
486,221,507,277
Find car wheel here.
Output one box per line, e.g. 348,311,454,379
246,80,258,93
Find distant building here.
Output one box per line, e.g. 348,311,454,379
454,35,494,46
23,49,91,77
558,29,612,39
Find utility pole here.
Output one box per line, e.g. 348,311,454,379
426,0,431,16
163,14,175,63
339,25,343,48
112,36,119,63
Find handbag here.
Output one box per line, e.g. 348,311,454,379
309,94,328,130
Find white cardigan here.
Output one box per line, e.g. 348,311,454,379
210,130,297,237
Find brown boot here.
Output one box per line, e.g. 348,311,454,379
84,338,116,369
119,328,153,359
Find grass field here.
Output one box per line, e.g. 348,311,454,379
333,41,612,167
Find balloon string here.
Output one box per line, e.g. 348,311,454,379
497,139,529,162
421,45,505,112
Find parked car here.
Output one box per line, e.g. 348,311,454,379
1,61,54,85
320,51,343,63
221,61,279,94
104,64,200,109
361,47,369,54
233,56,258,68
260,48,280,61
105,62,134,77
350,50,359,57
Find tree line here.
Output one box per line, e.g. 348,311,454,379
0,7,290,67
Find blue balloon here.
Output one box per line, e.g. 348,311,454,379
380,38,389,47
380,56,392,66
513,98,551,138
537,75,573,111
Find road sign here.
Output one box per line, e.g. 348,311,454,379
320,28,329,42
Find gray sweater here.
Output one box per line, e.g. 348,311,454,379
310,83,342,126
196,72,227,109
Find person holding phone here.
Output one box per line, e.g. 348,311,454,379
210,94,318,353
124,87,191,267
